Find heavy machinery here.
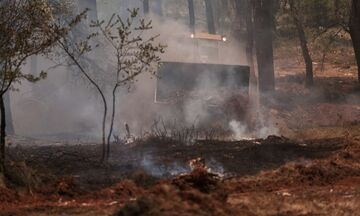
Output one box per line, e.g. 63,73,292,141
149,0,250,126
126,0,251,131
150,0,250,104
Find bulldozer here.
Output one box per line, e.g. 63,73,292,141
151,0,250,126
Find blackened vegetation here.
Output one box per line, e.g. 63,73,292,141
6,136,344,191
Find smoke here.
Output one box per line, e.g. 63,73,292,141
141,155,190,177
140,155,225,178
229,118,279,140
229,120,248,139
8,1,279,142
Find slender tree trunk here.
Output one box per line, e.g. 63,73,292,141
289,0,313,87
212,0,225,31
297,24,313,87
254,0,275,94
0,94,6,176
58,41,108,163
101,104,107,162
244,0,256,86
106,86,118,161
4,92,14,135
188,0,195,32
350,0,360,82
204,0,216,34
236,0,259,130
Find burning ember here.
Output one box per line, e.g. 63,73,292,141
188,157,207,171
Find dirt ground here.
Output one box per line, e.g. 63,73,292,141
1,44,360,215
1,135,360,216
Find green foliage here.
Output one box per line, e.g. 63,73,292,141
0,0,71,95
275,0,353,66
91,8,165,86
277,0,352,37
299,0,335,27
0,0,79,177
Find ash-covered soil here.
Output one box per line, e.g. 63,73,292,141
1,136,360,216
5,135,344,189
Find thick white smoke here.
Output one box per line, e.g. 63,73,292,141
8,0,279,141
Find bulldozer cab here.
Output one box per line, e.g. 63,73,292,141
150,0,250,103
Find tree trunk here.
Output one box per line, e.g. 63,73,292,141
254,0,275,94
204,0,216,34
235,0,259,130
350,0,360,82
4,92,14,135
101,101,107,163
296,23,313,87
289,0,313,87
244,0,256,86
235,0,256,85
0,94,6,177
188,0,195,32
58,41,108,163
106,86,118,161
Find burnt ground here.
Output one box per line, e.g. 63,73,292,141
1,52,360,215
5,136,344,190
1,135,360,216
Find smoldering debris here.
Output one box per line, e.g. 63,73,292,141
141,156,190,177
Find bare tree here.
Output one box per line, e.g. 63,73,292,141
289,0,314,87
57,9,164,162
95,9,164,161
56,28,109,162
